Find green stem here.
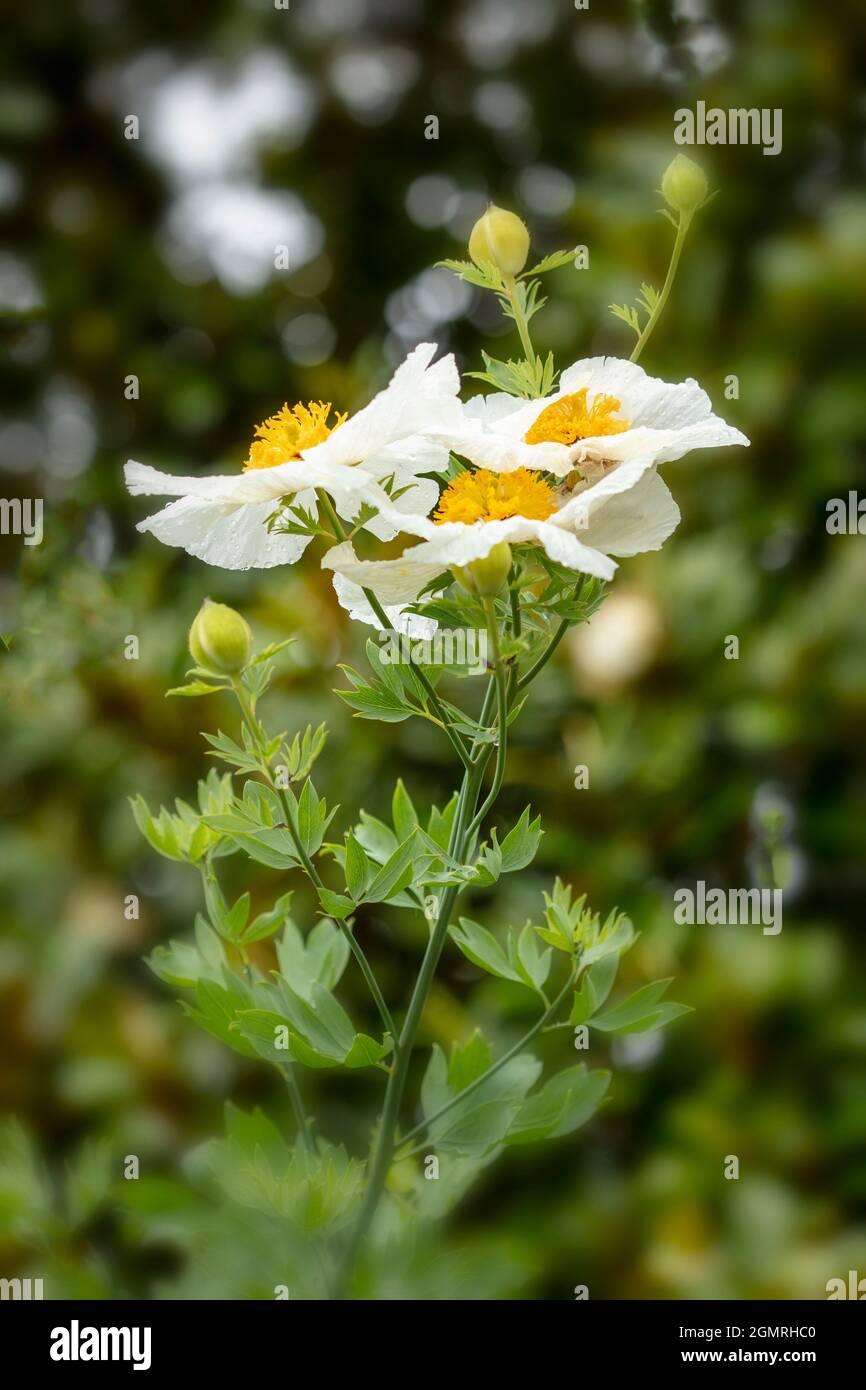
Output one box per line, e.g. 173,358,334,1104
394,966,578,1154
503,274,537,371
231,679,396,1041
517,616,569,691
282,1065,314,1155
465,597,509,842
630,212,692,364
316,489,472,771
333,734,488,1297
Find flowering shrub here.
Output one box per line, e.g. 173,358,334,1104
127,159,747,1299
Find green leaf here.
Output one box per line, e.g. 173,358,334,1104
242,890,294,945
449,918,523,984
352,811,398,864
435,256,506,293
185,976,260,1059
280,722,328,782
237,979,390,1071
364,832,419,904
514,923,552,995
165,679,228,698
148,916,225,989
609,301,641,337
521,247,577,277
505,1066,611,1145
391,779,419,841
249,638,295,667
569,953,621,1024
317,888,355,921
589,979,691,1034
275,918,349,998
447,1029,492,1092
420,1042,542,1156
343,1033,392,1069
344,832,372,901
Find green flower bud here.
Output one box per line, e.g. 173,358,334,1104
452,541,513,597
661,155,709,216
468,205,530,276
188,599,252,675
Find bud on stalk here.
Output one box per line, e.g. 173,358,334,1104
661,155,709,217
188,599,252,675
452,541,513,597
468,206,530,276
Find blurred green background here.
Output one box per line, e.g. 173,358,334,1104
1,0,865,1299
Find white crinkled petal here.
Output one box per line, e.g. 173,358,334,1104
461,392,532,426
438,357,748,476
446,428,574,476
554,455,657,528
323,541,444,605
401,516,616,580
575,469,681,556
324,543,440,635
528,522,617,578
305,342,463,469
330,574,438,636
135,494,312,570
360,435,449,480
559,355,749,458
125,457,389,505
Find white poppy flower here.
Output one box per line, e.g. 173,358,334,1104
124,343,461,569
444,355,748,478
323,453,680,629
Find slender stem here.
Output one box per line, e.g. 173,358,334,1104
333,740,488,1297
503,274,537,372
517,616,569,691
316,489,472,771
630,212,692,364
231,679,396,1041
314,488,346,544
509,577,522,639
465,598,509,842
363,585,473,771
282,1065,314,1154
394,966,578,1154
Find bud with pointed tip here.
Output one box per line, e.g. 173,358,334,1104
188,599,252,675
661,155,709,217
452,541,513,597
468,206,530,276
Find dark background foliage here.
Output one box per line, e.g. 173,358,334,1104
1,0,864,1298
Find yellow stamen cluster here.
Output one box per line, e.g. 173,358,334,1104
243,401,347,471
524,388,629,446
434,467,556,525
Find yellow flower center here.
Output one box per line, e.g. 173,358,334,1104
435,467,556,525
243,401,347,471
524,388,629,446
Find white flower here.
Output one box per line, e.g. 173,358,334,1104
323,453,680,629
124,343,462,569
443,355,748,477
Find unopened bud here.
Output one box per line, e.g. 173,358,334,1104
188,599,252,675
661,155,709,217
452,541,513,597
468,206,530,276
